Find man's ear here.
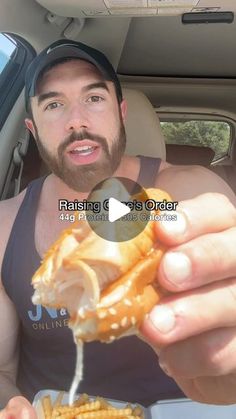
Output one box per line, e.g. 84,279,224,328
120,99,127,123
25,118,36,138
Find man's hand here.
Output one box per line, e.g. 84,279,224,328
141,193,236,404
0,396,37,419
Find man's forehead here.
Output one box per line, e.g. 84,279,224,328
36,58,105,92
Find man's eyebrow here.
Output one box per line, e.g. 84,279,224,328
82,82,109,93
37,91,62,106
37,82,109,106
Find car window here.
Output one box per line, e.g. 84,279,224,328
0,33,35,129
160,119,231,162
0,33,16,73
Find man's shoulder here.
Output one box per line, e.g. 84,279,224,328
159,161,209,177
0,190,27,285
158,161,211,183
0,189,26,220
0,189,27,250
156,162,236,203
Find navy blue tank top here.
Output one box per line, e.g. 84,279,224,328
1,156,184,406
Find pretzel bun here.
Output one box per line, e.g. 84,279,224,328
32,188,171,343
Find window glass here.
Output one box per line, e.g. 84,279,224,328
0,33,35,129
0,33,17,73
160,120,231,161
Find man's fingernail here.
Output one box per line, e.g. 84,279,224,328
160,211,187,235
162,252,192,284
149,305,175,334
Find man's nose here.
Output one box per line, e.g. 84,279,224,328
65,104,89,132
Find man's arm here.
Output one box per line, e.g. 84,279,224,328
0,285,21,406
156,164,236,204
0,193,26,407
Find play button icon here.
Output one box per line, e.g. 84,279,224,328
85,176,150,242
108,197,131,222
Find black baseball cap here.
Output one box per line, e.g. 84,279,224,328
25,39,123,112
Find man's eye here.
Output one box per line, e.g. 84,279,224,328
87,96,104,103
45,102,62,110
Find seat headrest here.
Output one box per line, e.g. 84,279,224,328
166,144,215,167
122,88,166,160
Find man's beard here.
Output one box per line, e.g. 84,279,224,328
34,121,126,193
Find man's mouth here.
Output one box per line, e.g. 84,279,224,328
70,145,98,156
66,140,101,165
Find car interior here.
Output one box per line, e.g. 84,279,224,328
2,2,236,416
1,0,236,200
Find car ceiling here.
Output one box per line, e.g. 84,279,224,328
117,16,236,77
35,0,236,19
33,0,236,77
1,0,236,78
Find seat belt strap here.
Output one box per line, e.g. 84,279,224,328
1,129,29,199
13,132,29,195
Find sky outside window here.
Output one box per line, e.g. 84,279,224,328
0,33,16,73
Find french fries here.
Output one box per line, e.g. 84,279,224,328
40,393,145,419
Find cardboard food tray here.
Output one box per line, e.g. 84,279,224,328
33,389,150,418
33,389,236,419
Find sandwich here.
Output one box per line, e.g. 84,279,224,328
31,184,171,343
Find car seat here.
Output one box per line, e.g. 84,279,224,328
123,88,166,160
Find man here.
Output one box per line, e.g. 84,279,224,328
1,39,236,418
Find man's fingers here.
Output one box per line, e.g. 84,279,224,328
155,193,236,246
157,227,236,291
158,326,236,379
157,327,236,404
0,397,37,419
141,277,236,345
